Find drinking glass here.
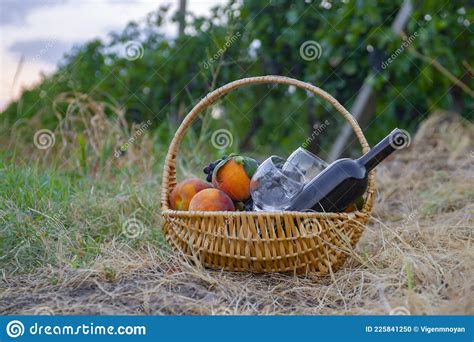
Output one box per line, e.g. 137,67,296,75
283,147,328,181
250,156,305,211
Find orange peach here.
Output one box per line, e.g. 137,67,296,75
169,178,212,210
188,188,235,211
212,155,258,201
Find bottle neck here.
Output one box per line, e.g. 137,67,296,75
357,128,406,172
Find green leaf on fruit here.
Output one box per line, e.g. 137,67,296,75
242,157,259,178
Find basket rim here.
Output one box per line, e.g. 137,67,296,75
161,208,366,219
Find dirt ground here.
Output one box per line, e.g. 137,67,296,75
1,111,473,315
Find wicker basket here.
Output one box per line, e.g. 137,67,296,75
161,75,376,274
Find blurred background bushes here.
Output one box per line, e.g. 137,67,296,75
1,0,472,165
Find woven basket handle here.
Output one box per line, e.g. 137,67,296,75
161,75,376,213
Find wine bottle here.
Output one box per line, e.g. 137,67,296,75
289,128,409,212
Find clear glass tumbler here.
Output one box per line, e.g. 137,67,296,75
283,147,328,181
250,156,305,211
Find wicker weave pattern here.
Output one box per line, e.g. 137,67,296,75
161,76,375,274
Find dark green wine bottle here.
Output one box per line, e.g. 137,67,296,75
289,128,409,212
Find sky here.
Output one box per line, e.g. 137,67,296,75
0,0,225,110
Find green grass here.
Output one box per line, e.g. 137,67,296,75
0,158,166,274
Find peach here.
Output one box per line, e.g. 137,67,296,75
212,155,258,201
169,178,212,210
188,188,235,211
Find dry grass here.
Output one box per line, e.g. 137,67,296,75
1,111,473,315
3,92,161,177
